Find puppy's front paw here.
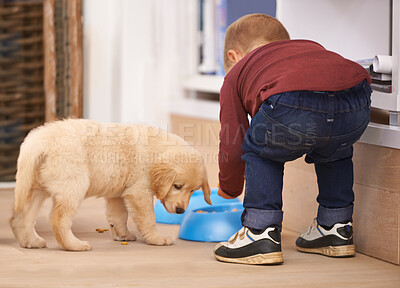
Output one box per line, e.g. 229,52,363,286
113,232,137,242
145,234,173,246
110,225,137,241
64,240,92,252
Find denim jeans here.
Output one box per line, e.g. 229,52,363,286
241,80,372,230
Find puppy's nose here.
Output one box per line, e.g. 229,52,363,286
176,207,185,214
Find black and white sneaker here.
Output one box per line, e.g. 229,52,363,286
213,226,283,265
296,219,355,257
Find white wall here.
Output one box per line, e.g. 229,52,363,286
83,0,195,127
83,0,119,123
276,0,391,61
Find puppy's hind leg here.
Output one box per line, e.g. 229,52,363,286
123,188,173,246
49,178,91,251
10,186,47,249
106,197,136,241
50,198,91,251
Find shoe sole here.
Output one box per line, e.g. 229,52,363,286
215,252,283,265
296,244,355,257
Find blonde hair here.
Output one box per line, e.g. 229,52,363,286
224,13,290,72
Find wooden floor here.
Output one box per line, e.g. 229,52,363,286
0,189,399,288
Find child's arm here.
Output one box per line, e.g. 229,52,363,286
218,80,249,198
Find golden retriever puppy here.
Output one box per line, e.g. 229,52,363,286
10,119,211,251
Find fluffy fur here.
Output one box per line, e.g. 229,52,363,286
10,119,211,251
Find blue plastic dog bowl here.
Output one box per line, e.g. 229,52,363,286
155,188,240,224
178,202,244,242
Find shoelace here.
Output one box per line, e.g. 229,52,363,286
228,227,246,244
304,218,318,236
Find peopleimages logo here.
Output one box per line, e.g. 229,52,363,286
82,125,186,147
75,120,319,165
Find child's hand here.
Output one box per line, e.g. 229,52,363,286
217,183,236,199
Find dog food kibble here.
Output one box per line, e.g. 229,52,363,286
232,209,238,212
96,228,109,233
196,210,207,213
121,242,128,245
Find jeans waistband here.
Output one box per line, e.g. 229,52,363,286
266,80,372,114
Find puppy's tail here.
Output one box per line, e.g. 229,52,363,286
13,131,45,215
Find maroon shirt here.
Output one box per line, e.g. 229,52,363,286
218,39,371,198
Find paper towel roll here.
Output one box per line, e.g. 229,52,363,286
373,55,392,74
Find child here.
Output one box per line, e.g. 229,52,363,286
214,14,371,265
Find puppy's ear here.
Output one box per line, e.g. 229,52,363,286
149,162,176,200
201,174,212,205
